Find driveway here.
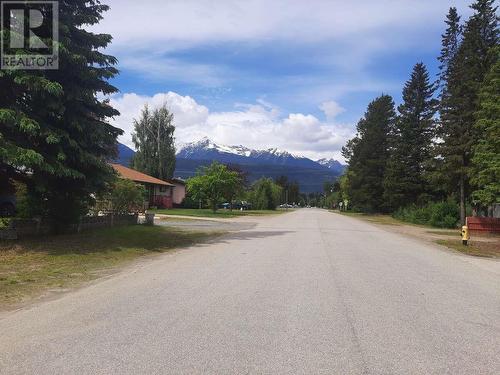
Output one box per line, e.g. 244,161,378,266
1,209,499,374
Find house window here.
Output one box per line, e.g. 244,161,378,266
160,186,167,192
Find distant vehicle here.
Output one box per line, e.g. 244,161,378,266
220,201,252,210
236,201,252,210
0,195,16,217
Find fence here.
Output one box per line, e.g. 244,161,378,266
0,213,138,240
466,216,500,234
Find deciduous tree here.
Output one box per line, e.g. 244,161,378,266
249,178,282,210
132,104,176,180
186,162,241,212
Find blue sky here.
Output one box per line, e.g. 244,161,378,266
94,0,473,161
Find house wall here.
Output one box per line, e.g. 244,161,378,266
154,185,172,197
172,182,186,205
141,183,173,209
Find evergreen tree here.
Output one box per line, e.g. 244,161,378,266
437,0,498,224
437,7,462,90
471,47,500,210
275,175,289,204
274,176,300,204
0,1,122,232
342,95,395,212
132,104,176,180
383,63,438,210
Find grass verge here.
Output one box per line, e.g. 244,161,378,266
335,210,499,258
426,230,460,236
150,208,285,218
436,239,500,258
334,211,403,226
0,225,221,309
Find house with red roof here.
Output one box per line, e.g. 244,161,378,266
110,163,175,209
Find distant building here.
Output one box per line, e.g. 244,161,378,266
110,163,175,209
167,178,187,206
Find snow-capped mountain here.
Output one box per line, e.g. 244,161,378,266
176,137,330,170
317,158,346,174
116,138,346,192
177,137,253,159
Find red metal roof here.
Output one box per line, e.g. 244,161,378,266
110,163,174,186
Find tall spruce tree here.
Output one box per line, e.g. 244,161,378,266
383,63,438,211
342,95,395,212
437,0,498,224
437,8,462,90
132,104,176,180
430,7,463,199
471,47,500,210
0,1,122,232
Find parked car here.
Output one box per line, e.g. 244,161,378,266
235,201,252,210
0,195,16,217
220,201,252,210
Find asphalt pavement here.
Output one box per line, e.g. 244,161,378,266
1,209,499,374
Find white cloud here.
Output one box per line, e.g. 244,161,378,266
109,91,354,161
96,1,470,48
320,100,345,121
91,0,472,90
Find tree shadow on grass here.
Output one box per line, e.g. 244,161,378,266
0,225,292,257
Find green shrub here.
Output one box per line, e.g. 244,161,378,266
94,179,146,214
110,179,147,214
248,178,282,210
429,201,460,228
0,218,11,228
393,200,459,228
13,182,31,218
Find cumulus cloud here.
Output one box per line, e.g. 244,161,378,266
109,92,354,161
320,101,345,121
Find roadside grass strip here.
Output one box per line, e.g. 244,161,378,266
150,208,285,218
0,225,221,309
436,239,500,258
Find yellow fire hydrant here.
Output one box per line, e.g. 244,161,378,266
461,225,470,246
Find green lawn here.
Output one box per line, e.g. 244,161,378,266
150,208,285,218
0,225,221,309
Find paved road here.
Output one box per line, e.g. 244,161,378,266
1,209,499,374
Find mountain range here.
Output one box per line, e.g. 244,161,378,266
116,138,345,193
